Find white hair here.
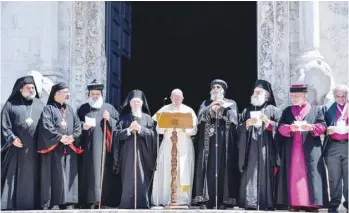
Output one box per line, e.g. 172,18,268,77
332,84,349,97
171,88,183,97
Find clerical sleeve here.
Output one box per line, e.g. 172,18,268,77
112,118,131,174
139,117,156,138
138,115,157,172
72,107,82,145
197,100,210,122
310,106,326,137
238,109,249,172
268,106,283,134
1,102,16,150
277,108,294,137
185,109,198,136
115,120,131,141
38,106,63,150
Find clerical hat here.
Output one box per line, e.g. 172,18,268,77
211,79,228,90
253,79,276,106
7,76,39,102
290,84,308,93
87,79,104,91
47,82,69,104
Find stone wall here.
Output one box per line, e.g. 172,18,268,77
319,1,348,85
0,1,106,109
1,1,347,109
258,1,348,108
1,1,72,105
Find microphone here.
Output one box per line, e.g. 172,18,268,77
163,97,169,106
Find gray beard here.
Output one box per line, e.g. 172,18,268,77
210,90,224,101
88,97,104,109
251,95,266,106
132,109,142,118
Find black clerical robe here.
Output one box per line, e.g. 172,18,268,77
238,104,282,210
113,113,157,209
77,103,120,207
38,102,82,208
192,99,240,208
276,104,328,208
1,98,45,210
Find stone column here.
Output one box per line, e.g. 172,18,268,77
294,1,335,106
297,1,323,64
257,1,290,109
69,2,106,109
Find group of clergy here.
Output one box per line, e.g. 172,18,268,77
1,76,348,212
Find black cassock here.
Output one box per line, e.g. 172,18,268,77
238,104,282,210
275,105,329,208
38,102,82,208
113,113,157,209
1,98,45,210
192,99,240,208
77,103,120,207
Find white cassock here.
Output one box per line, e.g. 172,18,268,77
151,104,198,206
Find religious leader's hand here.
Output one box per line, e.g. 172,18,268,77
246,118,257,128
301,124,313,131
103,110,111,121
327,127,335,135
12,137,23,148
133,123,141,132
60,135,69,144
128,121,137,132
211,100,224,106
290,124,299,132
212,105,221,112
65,135,74,144
261,114,270,124
83,123,91,130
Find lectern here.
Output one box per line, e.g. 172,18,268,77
155,112,193,209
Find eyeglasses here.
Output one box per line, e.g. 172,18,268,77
212,85,222,89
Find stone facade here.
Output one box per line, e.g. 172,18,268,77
319,1,348,85
257,1,291,110
0,1,106,109
258,1,348,108
1,1,348,110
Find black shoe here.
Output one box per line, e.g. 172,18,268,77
328,208,338,213
219,204,226,209
200,204,207,209
66,205,74,210
51,205,60,210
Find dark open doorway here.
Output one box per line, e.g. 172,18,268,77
121,1,257,114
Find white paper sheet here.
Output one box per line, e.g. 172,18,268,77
85,116,96,127
250,111,262,127
329,121,349,134
293,120,308,131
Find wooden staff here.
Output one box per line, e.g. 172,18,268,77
99,118,107,209
215,113,218,209
133,130,137,209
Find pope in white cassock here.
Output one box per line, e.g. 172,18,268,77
151,89,198,207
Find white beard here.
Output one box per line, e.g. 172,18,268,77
210,90,224,101
132,108,142,118
251,94,266,106
88,96,104,109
